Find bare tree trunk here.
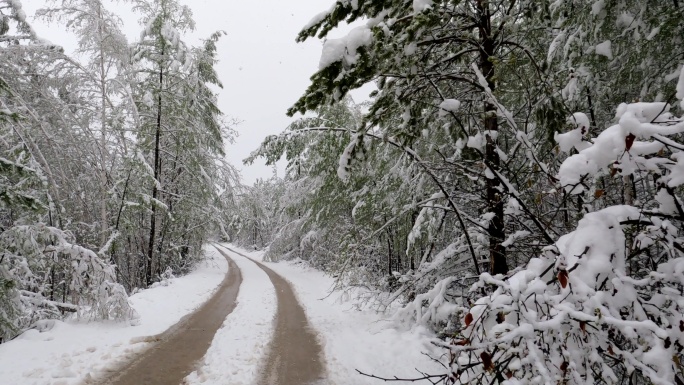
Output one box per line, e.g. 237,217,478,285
624,175,634,275
147,41,165,286
477,0,507,275
387,236,392,276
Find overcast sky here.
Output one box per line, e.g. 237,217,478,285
22,0,365,185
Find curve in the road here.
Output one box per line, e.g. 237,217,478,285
218,245,326,385
94,249,242,385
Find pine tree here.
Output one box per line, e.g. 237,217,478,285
291,0,564,281
131,0,195,285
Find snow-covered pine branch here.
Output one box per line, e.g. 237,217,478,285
447,99,684,385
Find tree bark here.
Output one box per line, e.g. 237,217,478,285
387,236,392,276
477,0,508,275
147,37,165,286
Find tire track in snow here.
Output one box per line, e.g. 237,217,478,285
218,245,326,385
184,245,277,385
93,248,242,385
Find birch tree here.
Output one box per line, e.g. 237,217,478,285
38,0,129,250
0,0,134,341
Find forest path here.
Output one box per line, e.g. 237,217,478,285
93,248,242,385
217,245,326,385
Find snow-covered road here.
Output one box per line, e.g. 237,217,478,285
218,245,325,385
184,245,277,385
101,251,241,385
0,246,229,385
201,244,445,385
0,244,444,385
253,251,445,384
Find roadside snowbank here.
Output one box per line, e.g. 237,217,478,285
0,246,228,385
233,245,445,385
184,243,277,385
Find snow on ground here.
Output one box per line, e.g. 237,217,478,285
184,243,277,385
227,244,445,385
0,246,228,385
1,243,452,385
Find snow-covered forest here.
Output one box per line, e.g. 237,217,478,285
1,0,238,340
2,0,684,384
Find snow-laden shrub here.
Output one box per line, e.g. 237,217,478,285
395,276,467,334
0,223,136,340
263,216,309,262
159,266,175,286
443,101,684,384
